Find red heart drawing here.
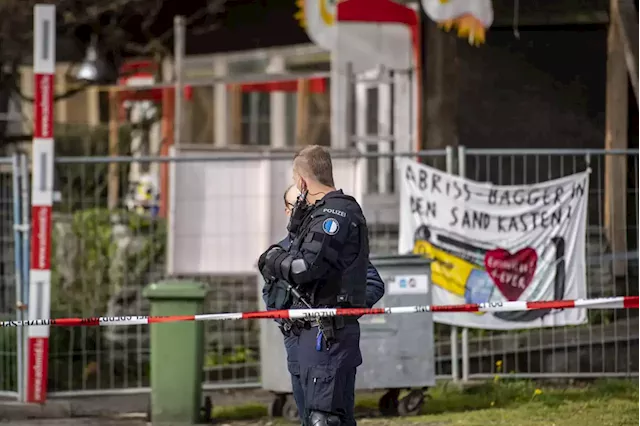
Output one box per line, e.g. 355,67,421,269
484,248,538,301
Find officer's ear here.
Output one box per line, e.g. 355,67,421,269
298,176,308,193
293,166,305,192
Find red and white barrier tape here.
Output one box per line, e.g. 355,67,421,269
2,296,638,328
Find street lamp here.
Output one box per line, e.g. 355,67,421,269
75,34,112,82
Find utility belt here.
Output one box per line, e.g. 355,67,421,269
278,315,358,339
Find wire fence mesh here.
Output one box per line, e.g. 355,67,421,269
0,147,636,396
0,159,18,395
452,149,639,379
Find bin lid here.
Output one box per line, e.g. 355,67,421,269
143,280,207,300
369,254,431,268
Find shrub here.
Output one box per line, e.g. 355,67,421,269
48,207,166,390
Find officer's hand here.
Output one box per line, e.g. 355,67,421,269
258,249,269,272
258,245,285,280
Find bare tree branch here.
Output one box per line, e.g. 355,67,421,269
0,0,231,106
0,0,234,149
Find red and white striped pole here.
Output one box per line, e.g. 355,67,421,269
27,4,55,404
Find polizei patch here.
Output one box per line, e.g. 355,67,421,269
322,218,340,235
323,208,346,217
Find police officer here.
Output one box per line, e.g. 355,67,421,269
259,145,371,426
262,184,385,424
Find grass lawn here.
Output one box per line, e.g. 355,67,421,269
212,379,639,425
357,398,637,425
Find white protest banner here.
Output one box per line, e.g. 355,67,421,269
397,159,590,330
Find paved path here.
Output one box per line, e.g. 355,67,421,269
2,420,146,426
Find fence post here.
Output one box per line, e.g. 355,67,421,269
445,146,459,382
585,152,591,233
19,153,30,401
377,66,392,194
11,154,24,402
19,153,30,313
457,145,470,383
173,15,185,151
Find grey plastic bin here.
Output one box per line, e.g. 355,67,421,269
258,255,435,420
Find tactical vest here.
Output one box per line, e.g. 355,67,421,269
291,194,369,308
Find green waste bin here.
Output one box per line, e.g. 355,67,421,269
143,280,207,425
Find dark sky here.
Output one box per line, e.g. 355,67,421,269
185,0,311,54
56,0,310,62
61,0,615,59
111,0,311,55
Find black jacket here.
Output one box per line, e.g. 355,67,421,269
261,234,385,309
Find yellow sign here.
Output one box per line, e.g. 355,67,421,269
413,240,470,297
413,239,488,314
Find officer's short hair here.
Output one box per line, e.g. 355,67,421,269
293,145,334,187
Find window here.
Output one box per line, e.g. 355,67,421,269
241,91,271,145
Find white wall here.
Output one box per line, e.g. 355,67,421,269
168,148,363,275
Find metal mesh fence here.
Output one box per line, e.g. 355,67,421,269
0,157,18,396
452,149,639,379
48,157,155,393
0,147,635,396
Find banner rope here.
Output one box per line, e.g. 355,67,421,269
5,296,638,328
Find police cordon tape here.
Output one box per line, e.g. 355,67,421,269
3,296,638,328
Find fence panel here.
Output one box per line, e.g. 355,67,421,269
168,148,371,389
457,148,639,379
39,148,639,396
47,155,260,394
0,156,18,397
360,149,458,379
46,157,153,395
364,149,450,256
48,150,366,395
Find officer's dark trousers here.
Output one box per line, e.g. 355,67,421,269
285,322,361,426
284,334,306,422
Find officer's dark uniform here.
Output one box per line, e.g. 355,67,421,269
262,234,385,424
260,190,370,426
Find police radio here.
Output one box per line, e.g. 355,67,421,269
287,189,309,235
